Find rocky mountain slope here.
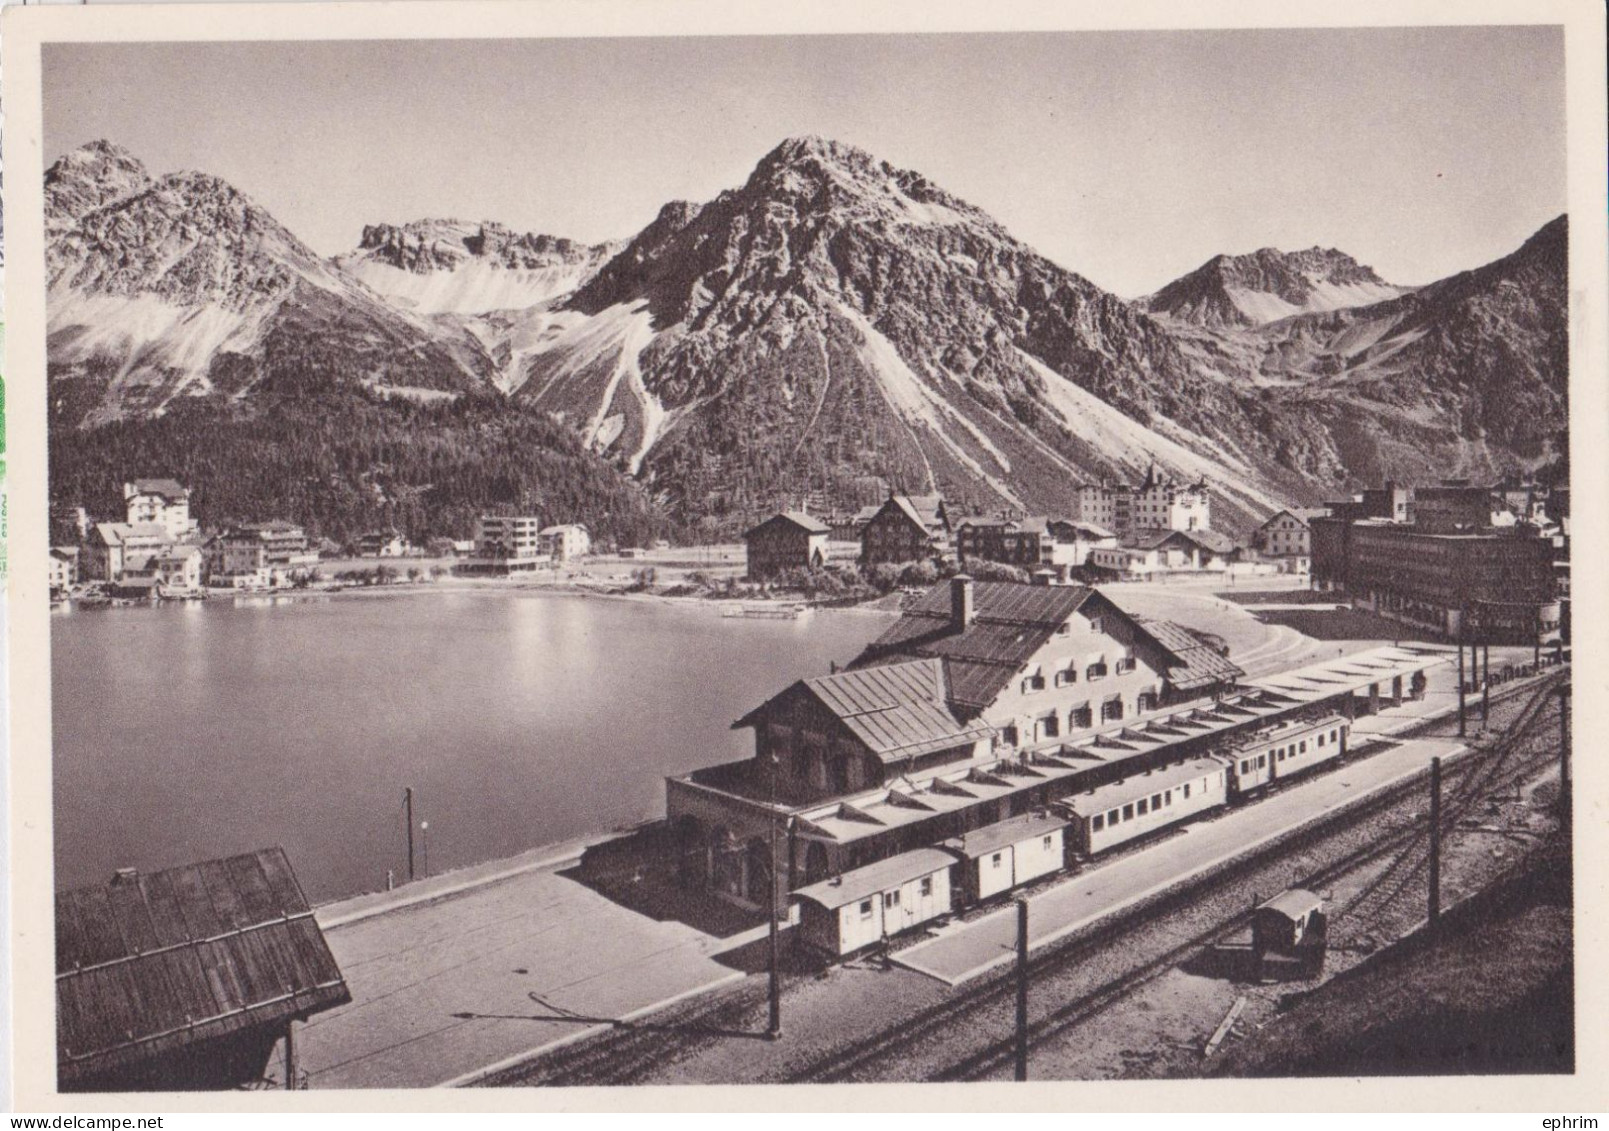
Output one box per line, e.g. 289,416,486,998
44,137,1568,540
46,142,500,428
333,219,619,315
507,137,1308,531
1142,246,1408,329
1187,216,1569,486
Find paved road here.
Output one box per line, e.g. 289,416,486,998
297,866,746,1088
894,733,1467,984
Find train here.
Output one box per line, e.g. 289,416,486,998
793,713,1352,957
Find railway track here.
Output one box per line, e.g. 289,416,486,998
493,670,1567,1087
929,677,1565,1083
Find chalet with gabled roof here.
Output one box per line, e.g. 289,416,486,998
745,512,830,580
860,494,952,567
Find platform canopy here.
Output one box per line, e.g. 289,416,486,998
1242,644,1453,705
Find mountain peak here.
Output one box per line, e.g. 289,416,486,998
45,140,152,234
1146,244,1405,328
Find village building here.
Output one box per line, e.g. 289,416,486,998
123,479,199,541
1312,480,1564,645
458,515,548,575
356,530,410,558
1252,508,1329,571
206,522,318,588
860,494,953,567
956,516,1119,571
87,522,174,582
744,512,831,580
55,849,350,1092
665,577,1246,909
1089,528,1238,579
540,524,592,562
122,545,206,594
1074,468,1212,541
51,503,92,546
50,546,80,592
828,504,883,544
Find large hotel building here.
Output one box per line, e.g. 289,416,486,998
1311,481,1564,645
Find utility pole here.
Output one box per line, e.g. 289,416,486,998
767,755,782,1041
1481,641,1490,726
1456,638,1466,738
1559,683,1572,825
1428,756,1442,930
1015,898,1030,1082
404,787,416,882
283,1020,296,1090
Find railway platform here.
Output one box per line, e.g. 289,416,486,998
893,733,1467,985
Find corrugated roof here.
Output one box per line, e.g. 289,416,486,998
793,847,956,910
1133,617,1244,691
56,849,350,1087
736,660,992,763
1061,758,1224,816
943,810,1068,859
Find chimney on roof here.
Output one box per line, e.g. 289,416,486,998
951,574,974,629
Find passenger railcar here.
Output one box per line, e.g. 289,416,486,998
942,810,1069,904
1224,714,1349,800
1061,757,1228,856
792,847,956,956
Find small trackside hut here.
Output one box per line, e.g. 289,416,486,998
942,810,1069,904
55,848,350,1092
792,847,956,957
1061,757,1227,856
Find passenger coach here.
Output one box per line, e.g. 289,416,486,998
1061,757,1228,856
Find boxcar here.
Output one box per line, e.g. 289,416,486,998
942,811,1069,904
1061,757,1228,856
1226,714,1349,800
792,847,956,957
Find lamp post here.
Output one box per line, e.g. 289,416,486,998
421,821,430,880
767,752,783,1041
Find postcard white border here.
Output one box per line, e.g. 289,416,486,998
5,0,1607,1113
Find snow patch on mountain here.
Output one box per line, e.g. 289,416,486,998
340,257,601,315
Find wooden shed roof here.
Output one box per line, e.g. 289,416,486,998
56,848,350,1087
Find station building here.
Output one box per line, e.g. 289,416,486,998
665,577,1453,914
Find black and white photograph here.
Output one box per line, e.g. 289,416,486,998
4,0,1606,1112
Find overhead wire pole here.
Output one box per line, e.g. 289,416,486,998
1559,682,1572,826
404,787,416,882
1456,632,1467,738
768,752,782,1041
1014,897,1030,1082
1428,756,1442,931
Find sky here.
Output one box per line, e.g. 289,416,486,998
43,27,1565,297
